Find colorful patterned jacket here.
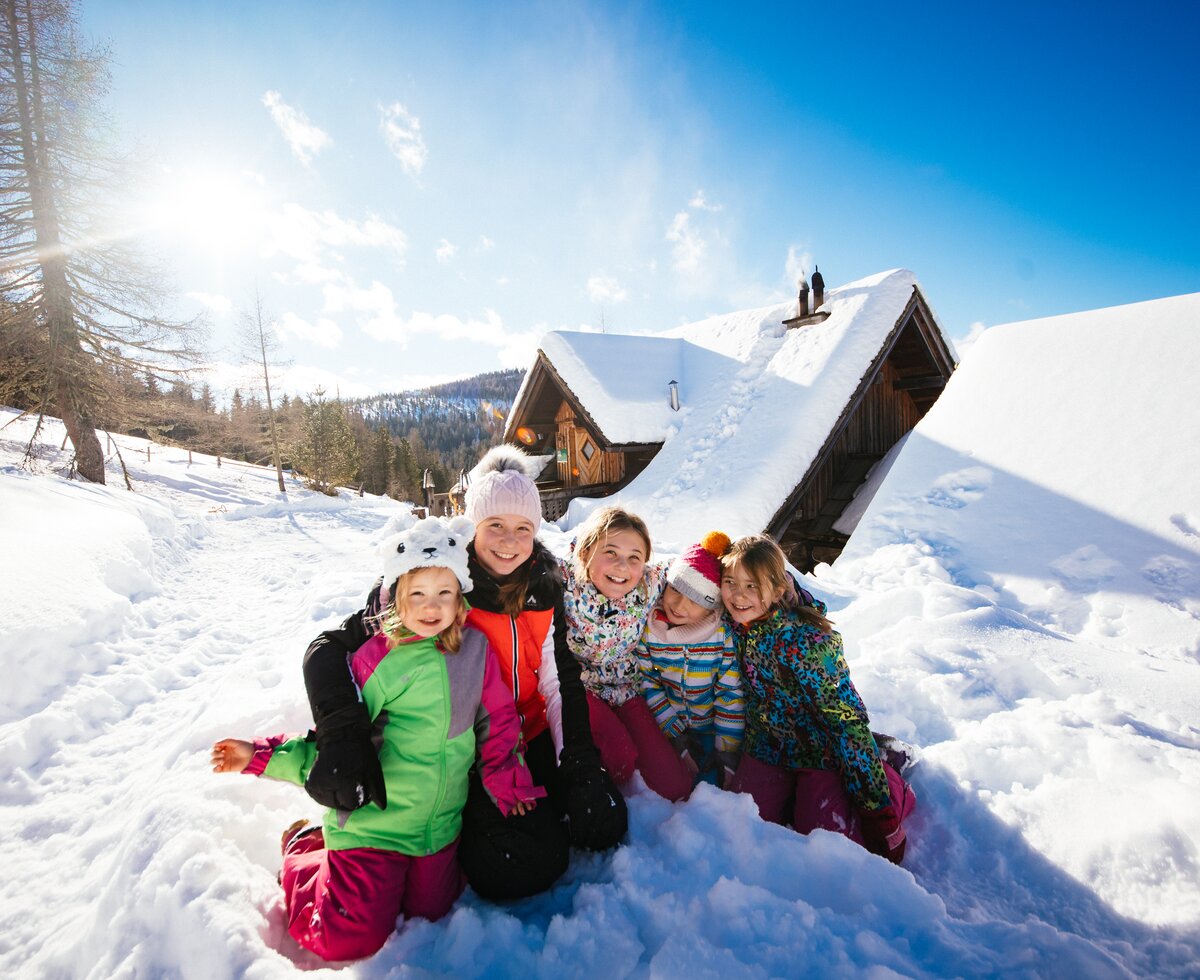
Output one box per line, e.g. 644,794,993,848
248,628,543,856
732,604,891,813
560,557,668,706
637,608,744,753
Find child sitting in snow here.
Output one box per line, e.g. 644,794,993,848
720,534,915,863
636,531,744,797
559,505,693,800
210,515,544,962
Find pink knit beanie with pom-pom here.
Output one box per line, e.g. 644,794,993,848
464,445,544,527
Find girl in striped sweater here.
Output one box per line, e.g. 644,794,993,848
637,532,745,796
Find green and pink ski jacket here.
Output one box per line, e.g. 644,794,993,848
246,627,544,856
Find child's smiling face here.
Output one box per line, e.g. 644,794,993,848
397,567,462,638
473,513,536,578
585,528,648,600
721,565,778,624
661,585,713,627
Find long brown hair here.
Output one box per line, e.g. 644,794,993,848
572,505,652,586
381,569,470,652
495,558,534,617
721,534,833,633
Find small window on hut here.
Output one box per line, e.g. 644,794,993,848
581,438,596,462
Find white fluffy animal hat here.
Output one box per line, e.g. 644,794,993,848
379,513,476,594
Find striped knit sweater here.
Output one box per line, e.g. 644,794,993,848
637,608,744,753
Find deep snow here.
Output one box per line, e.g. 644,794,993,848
2,291,1198,978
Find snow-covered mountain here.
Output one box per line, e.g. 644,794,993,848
1,289,1198,977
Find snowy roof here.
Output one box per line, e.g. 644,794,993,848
545,268,947,548
834,288,1200,670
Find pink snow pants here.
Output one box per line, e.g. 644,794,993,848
280,829,463,962
730,755,916,847
587,692,694,802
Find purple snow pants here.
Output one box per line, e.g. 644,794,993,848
587,692,694,802
280,829,463,962
730,755,916,847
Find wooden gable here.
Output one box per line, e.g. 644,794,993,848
506,349,661,519
768,285,955,570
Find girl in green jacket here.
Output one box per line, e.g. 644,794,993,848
211,515,543,962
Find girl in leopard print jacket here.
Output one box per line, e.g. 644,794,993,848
720,534,916,864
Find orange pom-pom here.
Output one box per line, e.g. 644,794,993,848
700,531,731,557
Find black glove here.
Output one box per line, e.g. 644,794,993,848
712,750,740,790
555,745,627,851
305,702,387,811
672,732,703,776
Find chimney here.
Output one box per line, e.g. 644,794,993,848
812,265,825,309
797,274,810,318
668,380,680,411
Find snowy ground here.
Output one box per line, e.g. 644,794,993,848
2,362,1198,977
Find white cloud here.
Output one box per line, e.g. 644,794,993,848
380,101,427,178
587,274,628,304
263,203,407,266
278,262,349,286
435,239,457,263
495,329,543,369
478,235,495,251
262,91,332,166
319,272,536,362
277,364,379,400
186,291,233,316
952,321,988,360
365,308,507,346
274,311,344,349
688,189,722,212
666,210,705,276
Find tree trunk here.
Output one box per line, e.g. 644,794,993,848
4,0,105,482
254,293,286,493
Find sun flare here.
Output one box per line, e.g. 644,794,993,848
139,166,270,257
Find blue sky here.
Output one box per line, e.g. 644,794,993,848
81,0,1199,400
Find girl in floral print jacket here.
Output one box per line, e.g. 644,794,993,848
721,534,915,864
559,506,692,800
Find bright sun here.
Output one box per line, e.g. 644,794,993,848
139,166,270,257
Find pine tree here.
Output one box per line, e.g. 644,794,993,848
0,0,202,482
292,388,360,495
393,436,420,502
362,426,394,496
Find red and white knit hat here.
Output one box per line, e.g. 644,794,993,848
667,531,731,609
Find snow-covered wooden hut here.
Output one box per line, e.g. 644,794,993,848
505,268,956,568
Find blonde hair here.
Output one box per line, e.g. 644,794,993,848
573,505,653,582
381,568,470,652
721,534,832,632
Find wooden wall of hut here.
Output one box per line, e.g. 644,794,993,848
780,360,922,570
554,400,625,487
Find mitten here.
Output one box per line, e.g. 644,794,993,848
672,733,702,776
713,750,740,790
305,702,387,811
858,804,906,864
556,744,627,851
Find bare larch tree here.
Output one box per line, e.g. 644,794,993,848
0,0,202,483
